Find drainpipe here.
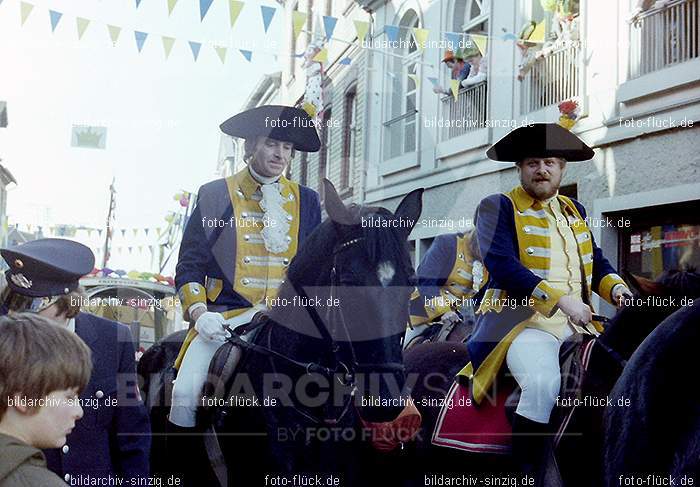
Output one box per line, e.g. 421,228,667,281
358,7,375,206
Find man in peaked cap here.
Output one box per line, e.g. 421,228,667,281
457,123,632,485
169,105,322,464
0,238,151,485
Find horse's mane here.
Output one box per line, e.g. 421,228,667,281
287,205,413,285
658,268,700,299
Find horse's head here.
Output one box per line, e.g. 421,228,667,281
602,268,700,361
280,180,423,423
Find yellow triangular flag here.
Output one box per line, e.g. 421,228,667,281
450,79,460,101
413,28,429,50
312,47,328,63
107,25,121,45
162,36,175,58
408,74,420,88
214,45,227,64
530,21,545,43
167,0,178,16
229,0,244,28
470,34,488,56
20,2,34,26
292,10,307,41
76,17,90,40
354,20,369,44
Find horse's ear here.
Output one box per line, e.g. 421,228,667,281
394,188,424,240
626,272,666,297
323,178,355,226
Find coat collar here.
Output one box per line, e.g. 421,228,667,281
74,312,98,348
511,185,561,212
234,168,290,200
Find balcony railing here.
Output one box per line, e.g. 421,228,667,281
629,0,699,79
440,82,488,141
520,43,580,114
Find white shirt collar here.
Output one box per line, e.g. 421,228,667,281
66,318,75,333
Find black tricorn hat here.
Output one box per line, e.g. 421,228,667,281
1,238,95,297
486,123,594,162
220,105,321,152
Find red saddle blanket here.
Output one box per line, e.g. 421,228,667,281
431,381,513,454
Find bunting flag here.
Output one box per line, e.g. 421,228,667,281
134,31,148,52
413,28,429,50
71,125,107,149
189,41,201,61
167,0,178,16
135,0,143,8
530,21,545,43
427,76,440,89
121,229,127,237
107,24,121,45
292,10,306,41
260,5,276,33
49,10,62,32
444,31,461,50
229,0,243,28
470,34,488,56
214,45,227,64
162,36,175,58
339,57,352,65
312,47,327,63
20,1,33,25
354,20,369,44
239,49,252,62
408,73,420,87
199,0,214,21
502,32,518,41
384,25,399,43
132,228,138,237
450,79,460,101
76,17,90,39
322,16,337,42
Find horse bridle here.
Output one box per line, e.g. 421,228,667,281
224,235,406,424
591,314,628,368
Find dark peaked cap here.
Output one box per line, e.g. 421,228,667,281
486,123,595,162
1,238,95,297
220,105,321,152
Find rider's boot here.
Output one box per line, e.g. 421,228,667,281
511,413,555,487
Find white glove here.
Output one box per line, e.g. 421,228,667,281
557,295,593,326
224,304,268,333
194,312,227,342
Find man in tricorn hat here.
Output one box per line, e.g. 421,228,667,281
459,123,632,484
0,238,151,484
169,106,322,432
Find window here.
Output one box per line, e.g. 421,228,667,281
341,86,357,190
299,152,308,186
453,0,489,34
384,9,420,160
289,2,299,76
318,108,332,188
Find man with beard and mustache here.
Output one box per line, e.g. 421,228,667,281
459,123,632,485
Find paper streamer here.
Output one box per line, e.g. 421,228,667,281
413,28,429,49
323,15,337,41
162,36,175,58
260,5,276,33
76,17,90,39
199,0,214,21
292,11,307,41
49,10,62,32
354,20,369,44
135,31,148,52
189,41,201,61
20,1,33,25
229,0,243,28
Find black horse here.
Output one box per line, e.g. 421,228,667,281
603,272,700,487
402,270,700,487
139,180,423,486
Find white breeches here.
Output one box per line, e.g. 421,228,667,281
169,335,225,427
506,327,574,424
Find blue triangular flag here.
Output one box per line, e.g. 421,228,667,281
49,10,62,32
189,41,202,61
339,57,351,65
135,31,148,52
199,0,214,21
444,32,461,51
427,77,439,87
260,5,276,33
385,25,399,43
323,16,337,41
240,49,252,62
135,0,143,8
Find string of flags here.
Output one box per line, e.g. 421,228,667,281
8,0,499,67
